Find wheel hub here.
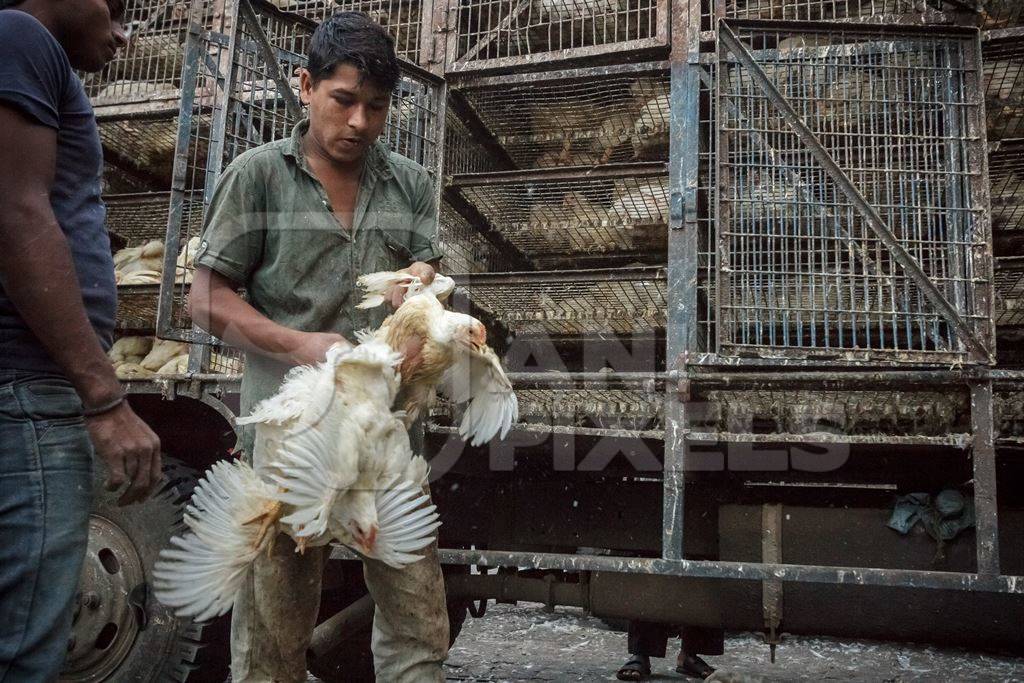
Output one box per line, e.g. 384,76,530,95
61,515,145,681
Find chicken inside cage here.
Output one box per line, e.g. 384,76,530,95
108,336,191,378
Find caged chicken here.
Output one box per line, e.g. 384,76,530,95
153,339,442,621
631,89,670,159
113,239,164,284
357,271,519,446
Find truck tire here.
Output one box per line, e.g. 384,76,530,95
60,457,231,682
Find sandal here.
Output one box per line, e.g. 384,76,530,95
616,654,652,681
675,654,715,679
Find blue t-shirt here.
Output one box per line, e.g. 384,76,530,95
0,10,116,373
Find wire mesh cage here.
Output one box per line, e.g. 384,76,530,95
994,258,1024,327
97,114,184,188
83,0,197,107
438,202,503,273
709,0,975,25
447,164,668,263
709,23,991,365
449,63,669,171
978,0,1024,29
984,32,1024,143
455,267,666,337
257,0,430,64
984,33,1024,241
157,0,445,350
448,0,668,72
990,140,1024,236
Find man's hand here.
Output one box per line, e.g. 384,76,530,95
286,331,351,367
387,261,436,309
85,402,162,506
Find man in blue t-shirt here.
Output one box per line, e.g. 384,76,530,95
0,0,162,677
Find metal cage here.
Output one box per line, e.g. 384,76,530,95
706,0,979,27
705,22,992,365
447,164,669,266
263,0,433,65
454,266,667,338
447,62,670,171
156,0,447,354
446,0,669,73
83,0,196,108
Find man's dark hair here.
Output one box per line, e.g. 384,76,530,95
308,12,400,94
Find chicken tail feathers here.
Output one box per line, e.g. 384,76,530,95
153,459,276,622
365,479,441,569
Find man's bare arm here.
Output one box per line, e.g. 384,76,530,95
191,266,348,367
0,104,160,504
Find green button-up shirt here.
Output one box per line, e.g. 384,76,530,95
195,118,442,453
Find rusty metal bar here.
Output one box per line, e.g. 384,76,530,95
450,60,671,89
683,431,973,448
449,162,668,186
424,549,1024,594
451,265,664,286
447,37,669,76
970,381,1000,575
428,423,665,440
717,21,991,363
662,0,703,564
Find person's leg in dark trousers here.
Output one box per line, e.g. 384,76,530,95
617,620,671,680
676,625,724,678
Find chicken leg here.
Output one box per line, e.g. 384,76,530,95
243,498,284,555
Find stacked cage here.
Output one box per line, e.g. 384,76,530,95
436,2,674,440
985,25,1024,366
146,0,445,376
86,0,220,383
683,5,1004,449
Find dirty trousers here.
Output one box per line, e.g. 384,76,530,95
231,419,449,681
229,514,449,682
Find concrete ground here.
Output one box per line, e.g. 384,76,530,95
440,602,1024,682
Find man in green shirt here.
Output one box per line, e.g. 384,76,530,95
190,13,448,682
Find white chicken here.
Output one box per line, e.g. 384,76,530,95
107,335,154,367
153,339,440,621
175,235,202,285
631,90,670,159
140,338,189,372
356,271,519,446
113,239,165,284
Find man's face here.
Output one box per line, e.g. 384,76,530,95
59,0,127,72
299,63,390,166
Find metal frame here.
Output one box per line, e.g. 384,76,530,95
443,0,670,75
420,1,1022,595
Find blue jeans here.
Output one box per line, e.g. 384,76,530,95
0,371,92,682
